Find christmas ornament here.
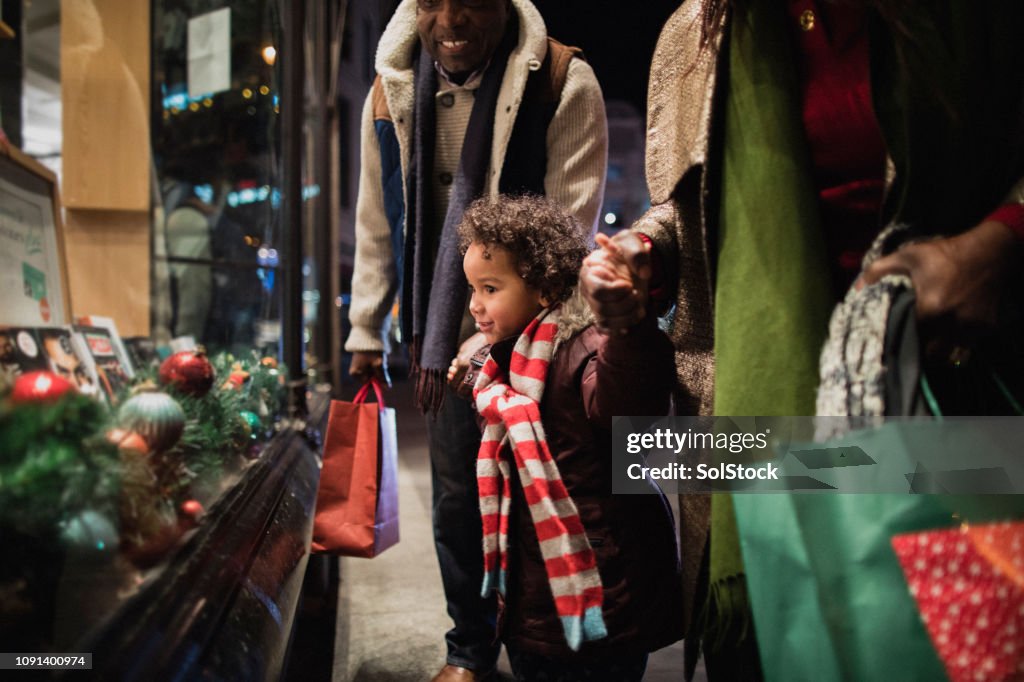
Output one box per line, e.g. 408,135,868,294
177,499,206,531
60,509,119,551
159,349,215,397
129,379,160,396
260,356,278,369
106,427,129,444
115,430,150,455
235,409,260,440
9,371,76,404
181,499,204,519
0,346,289,557
119,392,186,452
239,410,261,439
223,369,250,390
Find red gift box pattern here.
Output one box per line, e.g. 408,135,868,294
892,521,1024,682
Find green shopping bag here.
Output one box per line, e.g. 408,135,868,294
735,454,1024,682
733,256,1024,680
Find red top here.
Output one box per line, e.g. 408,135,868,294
787,0,1024,292
643,1,1024,299
787,0,886,292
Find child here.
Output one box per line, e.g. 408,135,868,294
450,195,684,681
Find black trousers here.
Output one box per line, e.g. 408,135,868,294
427,386,500,671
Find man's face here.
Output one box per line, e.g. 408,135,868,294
416,0,510,79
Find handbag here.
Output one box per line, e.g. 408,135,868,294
310,378,399,557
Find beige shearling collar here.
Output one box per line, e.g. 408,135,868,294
375,0,550,180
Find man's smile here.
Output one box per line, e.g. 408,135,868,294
439,39,469,51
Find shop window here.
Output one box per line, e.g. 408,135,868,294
152,0,284,357
0,0,329,668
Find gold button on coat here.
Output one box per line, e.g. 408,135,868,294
799,9,816,31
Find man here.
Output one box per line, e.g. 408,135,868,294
345,1,607,679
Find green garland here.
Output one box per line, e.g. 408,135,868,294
0,396,120,539
0,350,288,552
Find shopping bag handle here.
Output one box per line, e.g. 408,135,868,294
920,370,1024,419
353,377,386,408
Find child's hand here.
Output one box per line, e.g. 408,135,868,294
447,357,465,385
448,332,488,397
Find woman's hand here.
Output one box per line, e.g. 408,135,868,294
860,220,1022,360
580,232,652,334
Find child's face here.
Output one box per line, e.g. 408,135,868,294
464,242,547,344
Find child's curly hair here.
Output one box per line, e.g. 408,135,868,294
458,195,589,305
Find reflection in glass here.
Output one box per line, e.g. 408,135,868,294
151,0,283,357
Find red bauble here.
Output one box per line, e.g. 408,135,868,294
10,371,76,404
159,349,215,397
180,499,205,529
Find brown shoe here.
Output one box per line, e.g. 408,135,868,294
430,664,495,682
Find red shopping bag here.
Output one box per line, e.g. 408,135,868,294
311,378,399,557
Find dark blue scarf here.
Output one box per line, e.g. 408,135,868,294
405,21,518,412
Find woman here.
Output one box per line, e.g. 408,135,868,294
581,1,1024,679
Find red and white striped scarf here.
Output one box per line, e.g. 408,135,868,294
473,306,607,651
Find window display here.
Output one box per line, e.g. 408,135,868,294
152,0,288,358
0,337,289,651
0,0,332,675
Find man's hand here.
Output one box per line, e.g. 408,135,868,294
580,231,652,334
860,220,1022,359
349,350,391,387
447,332,488,397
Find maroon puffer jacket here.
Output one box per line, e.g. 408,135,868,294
486,314,685,660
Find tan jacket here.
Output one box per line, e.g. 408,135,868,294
630,6,726,631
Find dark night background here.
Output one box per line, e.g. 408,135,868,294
532,1,681,115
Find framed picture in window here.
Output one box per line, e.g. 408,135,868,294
0,142,71,326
